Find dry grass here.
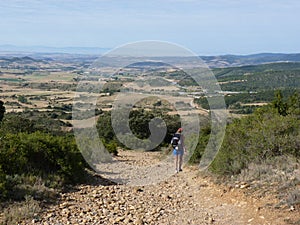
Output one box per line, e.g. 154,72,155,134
286,189,300,208
0,196,41,225
235,155,300,209
0,175,59,224
238,156,299,183
25,71,76,82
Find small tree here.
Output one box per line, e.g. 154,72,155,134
18,95,28,104
272,90,287,116
0,100,5,122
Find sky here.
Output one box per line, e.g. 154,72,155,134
0,0,299,55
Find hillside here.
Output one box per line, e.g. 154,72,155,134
215,62,300,92
2,150,298,225
0,53,299,224
1,51,300,68
203,53,300,68
187,62,300,113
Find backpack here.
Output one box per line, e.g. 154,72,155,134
171,133,181,148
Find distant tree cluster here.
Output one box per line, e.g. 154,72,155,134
195,89,300,113
96,109,181,155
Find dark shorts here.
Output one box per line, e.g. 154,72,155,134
173,149,184,156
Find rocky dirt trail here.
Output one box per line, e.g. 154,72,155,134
25,150,298,224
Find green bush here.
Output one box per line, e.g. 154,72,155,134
0,132,88,188
189,125,211,164
203,92,300,175
0,166,8,200
103,140,118,156
18,95,28,104
209,106,300,175
0,114,64,135
0,114,90,202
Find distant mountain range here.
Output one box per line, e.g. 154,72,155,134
1,45,300,67
0,45,110,55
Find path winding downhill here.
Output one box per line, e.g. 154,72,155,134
27,150,297,225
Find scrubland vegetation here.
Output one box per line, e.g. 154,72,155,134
0,57,299,222
190,91,300,208
2,91,297,202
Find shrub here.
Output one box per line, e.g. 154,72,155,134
209,107,300,175
0,100,5,122
18,95,28,104
0,132,88,188
0,166,8,200
189,125,211,164
103,140,118,156
0,114,64,135
0,114,90,202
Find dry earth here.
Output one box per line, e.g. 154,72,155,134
16,150,300,224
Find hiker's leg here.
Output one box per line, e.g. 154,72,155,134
179,152,183,170
174,154,179,172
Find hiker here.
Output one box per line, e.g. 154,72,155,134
171,128,185,173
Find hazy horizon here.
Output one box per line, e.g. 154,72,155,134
1,44,300,57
